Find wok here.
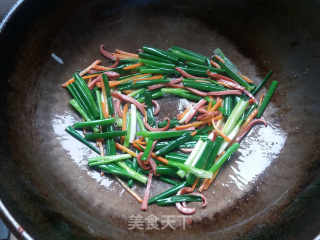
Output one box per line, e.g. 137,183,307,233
1,0,320,239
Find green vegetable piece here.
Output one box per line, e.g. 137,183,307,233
257,81,278,118
209,143,240,173
85,131,127,140
148,181,187,205
72,118,115,129
65,126,100,154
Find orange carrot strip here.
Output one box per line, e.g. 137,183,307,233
115,143,137,158
191,131,197,136
212,120,231,142
62,78,75,87
122,90,134,95
100,80,109,117
191,178,199,191
93,65,112,71
211,97,223,112
176,114,222,130
62,60,101,87
132,75,163,83
241,108,258,131
151,153,169,165
123,63,143,70
239,73,254,84
177,107,191,120
175,119,210,130
101,101,109,118
82,73,101,80
113,53,138,60
259,93,265,107
132,142,169,165
115,176,143,203
210,59,221,69
115,49,139,58
109,74,150,87
201,170,220,191
121,104,129,143
213,55,225,64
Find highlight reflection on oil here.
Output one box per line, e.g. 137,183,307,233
51,111,115,190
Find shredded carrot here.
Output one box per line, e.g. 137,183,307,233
108,73,150,87
213,55,225,64
191,178,199,191
62,78,75,87
115,49,139,58
259,93,265,107
113,53,138,60
123,62,143,70
121,104,129,143
239,73,254,84
202,170,220,191
249,98,255,104
132,75,163,83
133,142,143,152
101,101,109,118
93,65,112,71
82,73,101,80
151,153,169,165
210,59,221,69
216,81,230,89
115,142,137,158
122,90,134,95
177,107,191,120
212,120,231,142
241,108,258,131
191,131,197,136
115,176,143,203
211,97,223,112
100,80,109,118
198,179,208,192
62,60,101,87
135,138,146,145
175,119,211,130
199,151,224,192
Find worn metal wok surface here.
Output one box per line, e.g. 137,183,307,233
1,0,320,239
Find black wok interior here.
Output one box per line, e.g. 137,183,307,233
1,0,320,239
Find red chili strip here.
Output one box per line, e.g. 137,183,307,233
176,67,206,79
176,187,196,215
185,99,207,123
141,172,153,211
88,76,101,90
152,100,160,115
112,91,146,114
196,111,219,121
235,119,267,142
148,84,166,90
114,98,123,118
206,90,242,96
100,44,116,61
188,193,207,208
179,148,194,153
137,152,151,170
143,117,170,131
207,71,238,84
185,87,207,97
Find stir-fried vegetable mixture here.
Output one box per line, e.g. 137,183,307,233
62,45,277,215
